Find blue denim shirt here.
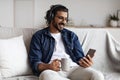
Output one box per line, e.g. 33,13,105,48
29,27,84,76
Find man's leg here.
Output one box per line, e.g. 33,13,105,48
68,66,104,80
39,70,70,80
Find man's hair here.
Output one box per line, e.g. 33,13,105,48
45,4,69,25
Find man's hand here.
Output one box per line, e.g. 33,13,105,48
38,59,61,72
49,59,61,71
78,55,93,68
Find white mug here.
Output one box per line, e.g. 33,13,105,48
61,58,70,72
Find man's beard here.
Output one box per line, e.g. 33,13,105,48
53,23,65,32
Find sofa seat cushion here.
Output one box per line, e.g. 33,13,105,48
2,75,38,80
104,72,120,80
2,72,120,80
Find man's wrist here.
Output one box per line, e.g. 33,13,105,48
38,63,50,71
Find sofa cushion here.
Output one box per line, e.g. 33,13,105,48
0,35,32,77
2,75,38,80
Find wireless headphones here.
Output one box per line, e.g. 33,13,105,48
46,4,68,24
45,4,68,25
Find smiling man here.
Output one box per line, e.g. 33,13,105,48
50,11,67,32
29,4,104,80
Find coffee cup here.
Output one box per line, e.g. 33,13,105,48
61,58,70,72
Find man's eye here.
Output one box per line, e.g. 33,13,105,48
58,16,63,19
57,16,67,21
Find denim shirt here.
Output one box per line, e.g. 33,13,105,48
29,27,84,76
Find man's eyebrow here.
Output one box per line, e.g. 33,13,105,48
56,16,67,19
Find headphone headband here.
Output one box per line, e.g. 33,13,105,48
49,5,64,19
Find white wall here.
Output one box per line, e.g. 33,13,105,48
35,0,120,28
14,0,34,28
0,0,120,28
0,0,14,27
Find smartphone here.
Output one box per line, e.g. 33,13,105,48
86,49,96,58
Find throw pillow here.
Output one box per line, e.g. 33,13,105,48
0,35,32,77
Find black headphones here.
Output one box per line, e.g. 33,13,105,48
46,4,68,25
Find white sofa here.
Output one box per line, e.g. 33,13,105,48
0,27,120,80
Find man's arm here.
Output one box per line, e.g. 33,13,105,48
29,34,44,75
72,33,93,67
38,59,61,72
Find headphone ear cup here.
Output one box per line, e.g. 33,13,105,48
51,13,54,20
48,10,54,23
49,10,54,20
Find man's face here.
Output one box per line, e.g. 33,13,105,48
52,11,68,31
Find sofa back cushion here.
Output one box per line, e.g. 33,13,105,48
0,27,120,76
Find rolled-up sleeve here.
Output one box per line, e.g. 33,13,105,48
72,34,85,62
29,34,43,76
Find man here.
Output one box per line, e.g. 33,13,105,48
29,4,104,80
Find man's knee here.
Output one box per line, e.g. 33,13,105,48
39,70,69,80
40,70,57,76
39,70,58,80
82,68,104,80
91,71,104,80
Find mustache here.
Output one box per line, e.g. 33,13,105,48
59,23,65,26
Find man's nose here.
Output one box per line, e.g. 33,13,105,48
62,19,67,24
